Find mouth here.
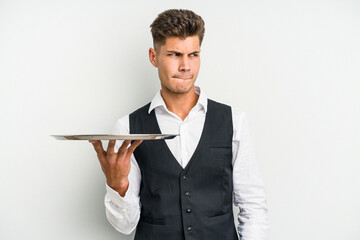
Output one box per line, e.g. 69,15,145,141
173,76,192,80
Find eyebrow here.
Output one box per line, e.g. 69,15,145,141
166,50,200,55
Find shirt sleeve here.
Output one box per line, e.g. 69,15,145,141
104,115,141,235
232,109,269,239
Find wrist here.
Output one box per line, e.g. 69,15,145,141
107,178,129,197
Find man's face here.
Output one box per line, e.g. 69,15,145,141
149,36,201,94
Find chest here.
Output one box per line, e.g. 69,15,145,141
155,107,206,168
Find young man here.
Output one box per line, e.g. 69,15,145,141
90,9,268,240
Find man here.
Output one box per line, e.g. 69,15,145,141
90,9,268,240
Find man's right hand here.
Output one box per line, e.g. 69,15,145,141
89,139,143,197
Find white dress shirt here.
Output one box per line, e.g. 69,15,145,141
105,86,268,239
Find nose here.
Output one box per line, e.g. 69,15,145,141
179,56,190,72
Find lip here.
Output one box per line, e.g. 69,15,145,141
173,77,192,80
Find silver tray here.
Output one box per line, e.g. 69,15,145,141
52,134,179,141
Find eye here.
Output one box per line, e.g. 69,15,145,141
189,53,199,57
168,53,181,57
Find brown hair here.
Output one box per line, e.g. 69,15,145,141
150,9,205,49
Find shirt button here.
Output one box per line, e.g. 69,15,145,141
185,192,190,197
186,208,191,213
187,226,193,232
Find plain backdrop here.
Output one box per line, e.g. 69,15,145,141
1,0,359,239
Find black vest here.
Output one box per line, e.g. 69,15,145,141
130,99,238,240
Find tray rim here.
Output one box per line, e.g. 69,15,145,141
51,134,179,141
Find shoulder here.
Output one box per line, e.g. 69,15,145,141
207,99,232,114
231,108,252,142
208,98,230,108
231,108,248,125
129,102,152,117
208,98,249,140
112,114,130,135
208,99,247,122
113,102,152,134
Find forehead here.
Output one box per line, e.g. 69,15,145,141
159,36,200,53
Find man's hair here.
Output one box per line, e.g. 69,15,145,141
150,9,205,50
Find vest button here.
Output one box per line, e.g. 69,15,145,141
187,226,193,232
186,208,191,213
185,192,190,197
182,175,187,180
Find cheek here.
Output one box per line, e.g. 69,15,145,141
192,60,200,72
161,60,178,74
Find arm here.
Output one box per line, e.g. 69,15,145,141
90,115,142,235
232,110,269,239
104,154,141,234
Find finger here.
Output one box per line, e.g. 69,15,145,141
118,140,131,154
107,140,116,154
127,140,143,154
89,140,106,162
89,140,104,153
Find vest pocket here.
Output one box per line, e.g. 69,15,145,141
139,215,166,225
207,210,231,223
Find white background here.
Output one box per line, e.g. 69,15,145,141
1,0,359,239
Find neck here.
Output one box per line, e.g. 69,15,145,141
161,86,199,121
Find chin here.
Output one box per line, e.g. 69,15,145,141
164,84,194,94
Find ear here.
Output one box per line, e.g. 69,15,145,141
149,48,158,67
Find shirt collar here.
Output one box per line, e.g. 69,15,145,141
148,86,208,114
